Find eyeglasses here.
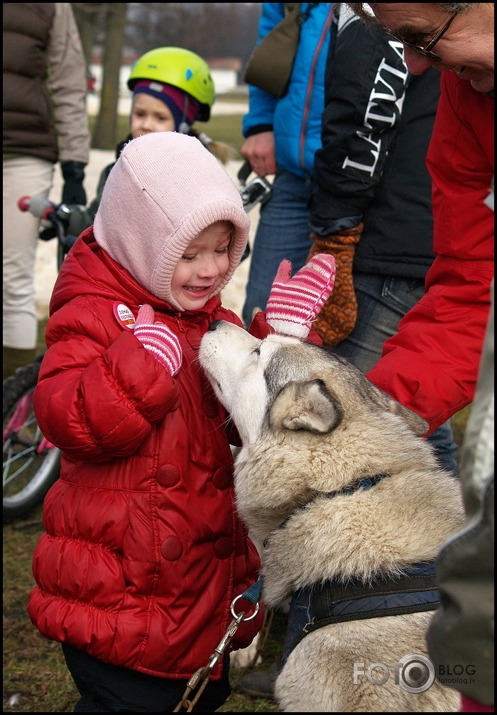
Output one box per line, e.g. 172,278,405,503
387,11,459,62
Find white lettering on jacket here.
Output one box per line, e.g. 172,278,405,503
342,41,408,177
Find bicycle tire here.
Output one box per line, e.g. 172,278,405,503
3,357,60,522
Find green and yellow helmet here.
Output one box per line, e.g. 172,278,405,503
128,47,215,121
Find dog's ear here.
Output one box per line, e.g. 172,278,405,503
388,402,429,436
270,379,342,434
365,381,429,436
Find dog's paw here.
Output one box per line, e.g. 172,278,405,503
230,634,262,669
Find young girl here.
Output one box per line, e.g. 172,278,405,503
87,46,235,220
27,131,335,712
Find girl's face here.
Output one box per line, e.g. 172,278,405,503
130,93,175,137
171,221,233,311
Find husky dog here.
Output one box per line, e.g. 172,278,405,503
199,321,464,712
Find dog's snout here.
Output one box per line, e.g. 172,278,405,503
208,320,222,332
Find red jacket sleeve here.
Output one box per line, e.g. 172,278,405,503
34,298,179,461
367,74,494,435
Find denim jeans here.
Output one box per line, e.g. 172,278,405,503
242,168,315,327
333,273,459,475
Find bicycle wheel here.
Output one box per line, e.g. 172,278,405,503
3,357,60,522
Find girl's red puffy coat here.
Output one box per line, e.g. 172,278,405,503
28,228,264,679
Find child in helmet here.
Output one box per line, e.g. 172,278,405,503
27,131,336,711
87,46,235,219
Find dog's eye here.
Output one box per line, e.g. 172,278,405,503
252,348,260,357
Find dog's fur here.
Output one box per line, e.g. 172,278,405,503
199,322,464,712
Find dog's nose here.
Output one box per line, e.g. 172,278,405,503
208,320,222,331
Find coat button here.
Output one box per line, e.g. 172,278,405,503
213,537,232,559
212,467,232,490
203,394,219,418
156,464,180,487
161,537,183,561
186,329,201,349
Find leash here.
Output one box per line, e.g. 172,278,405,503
172,579,263,712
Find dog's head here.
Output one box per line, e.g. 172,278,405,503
199,321,428,447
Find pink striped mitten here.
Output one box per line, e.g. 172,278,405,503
133,304,182,375
266,254,336,339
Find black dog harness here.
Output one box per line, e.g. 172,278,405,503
275,474,440,667
280,561,439,667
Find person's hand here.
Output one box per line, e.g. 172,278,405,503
266,254,336,340
308,224,363,346
240,131,277,177
61,160,87,205
133,305,182,375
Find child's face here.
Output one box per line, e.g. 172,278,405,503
131,93,175,137
171,221,233,311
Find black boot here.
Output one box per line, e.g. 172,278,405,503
3,346,37,381
237,662,278,700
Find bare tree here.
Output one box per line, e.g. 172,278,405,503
72,2,104,71
93,4,127,148
125,3,261,66
73,3,127,148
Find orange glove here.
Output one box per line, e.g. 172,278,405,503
307,223,363,346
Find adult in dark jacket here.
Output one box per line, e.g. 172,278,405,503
309,4,458,474
3,3,90,379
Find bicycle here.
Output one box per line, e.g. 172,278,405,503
3,199,87,522
3,165,272,522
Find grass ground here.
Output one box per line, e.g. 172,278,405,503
2,502,282,712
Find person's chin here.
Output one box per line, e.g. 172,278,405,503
456,67,494,94
178,290,212,310
470,76,494,94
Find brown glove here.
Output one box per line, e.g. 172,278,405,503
307,223,363,346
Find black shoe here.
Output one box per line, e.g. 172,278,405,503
237,663,278,699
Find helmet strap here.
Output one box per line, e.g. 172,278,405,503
178,96,192,134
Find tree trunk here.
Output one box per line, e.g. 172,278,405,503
71,2,102,71
92,3,127,149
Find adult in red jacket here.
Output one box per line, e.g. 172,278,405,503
367,69,494,435
344,3,495,436
350,4,494,712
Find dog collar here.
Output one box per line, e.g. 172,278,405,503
321,472,390,500
276,472,390,535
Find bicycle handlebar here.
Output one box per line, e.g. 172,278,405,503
18,195,58,221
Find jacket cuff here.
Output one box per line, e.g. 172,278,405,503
244,124,274,139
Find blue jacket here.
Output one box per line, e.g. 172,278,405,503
243,3,333,179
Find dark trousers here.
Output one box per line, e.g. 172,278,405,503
62,644,231,712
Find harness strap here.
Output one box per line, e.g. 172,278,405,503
281,562,439,667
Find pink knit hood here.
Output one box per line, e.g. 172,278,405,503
93,132,249,310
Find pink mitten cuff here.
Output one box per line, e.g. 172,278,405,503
266,254,336,339
134,305,182,375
